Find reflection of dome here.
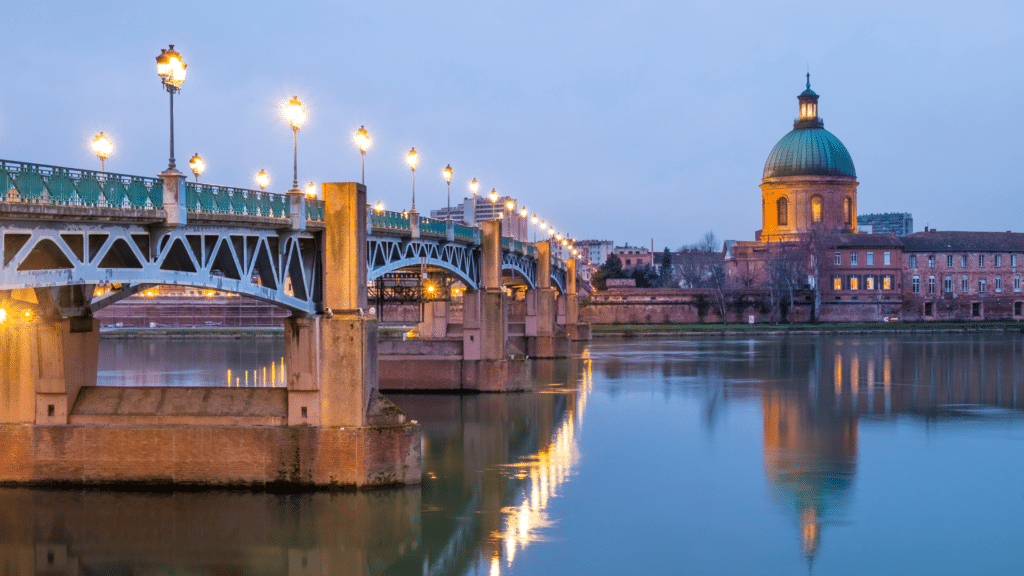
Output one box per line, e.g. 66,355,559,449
763,128,856,179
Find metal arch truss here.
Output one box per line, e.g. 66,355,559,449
0,222,321,315
501,251,537,289
367,237,480,288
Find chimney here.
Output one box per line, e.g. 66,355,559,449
924,226,929,232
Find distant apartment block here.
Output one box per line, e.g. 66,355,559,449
613,244,653,269
858,212,913,236
430,195,527,241
575,240,613,266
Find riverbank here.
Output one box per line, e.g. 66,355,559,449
100,326,284,339
591,321,1024,336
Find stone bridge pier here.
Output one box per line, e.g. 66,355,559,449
0,181,422,489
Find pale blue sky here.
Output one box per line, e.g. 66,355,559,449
1,0,1021,250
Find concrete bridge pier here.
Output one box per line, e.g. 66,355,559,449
561,259,592,342
526,241,569,358
0,315,99,426
462,220,529,391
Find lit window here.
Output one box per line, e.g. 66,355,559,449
883,276,892,290
850,277,859,290
843,197,852,226
910,255,917,268
928,276,935,293
996,275,1002,292
851,252,858,266
811,196,823,223
867,252,874,265
945,276,952,292
884,252,891,265
928,255,935,268
962,275,969,292
912,276,920,293
834,276,842,290
866,276,875,290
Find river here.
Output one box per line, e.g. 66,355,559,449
2,332,1022,574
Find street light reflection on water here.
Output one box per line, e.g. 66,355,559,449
18,333,1024,574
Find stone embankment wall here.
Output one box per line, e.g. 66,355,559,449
580,288,812,324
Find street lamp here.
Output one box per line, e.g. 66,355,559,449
354,126,371,184
305,182,317,199
189,153,205,183
469,178,479,196
531,214,539,243
406,148,419,210
374,201,385,213
91,132,112,173
468,178,479,225
255,170,270,191
283,96,307,191
155,45,186,172
443,164,453,219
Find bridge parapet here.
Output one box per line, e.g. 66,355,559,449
0,159,163,209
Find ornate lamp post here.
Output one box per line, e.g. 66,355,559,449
91,132,112,173
531,214,539,243
442,164,453,219
155,45,186,172
255,170,270,191
374,201,385,213
468,178,479,225
354,126,371,184
519,206,527,241
305,181,317,199
406,148,419,210
283,96,307,192
504,199,515,237
189,153,205,183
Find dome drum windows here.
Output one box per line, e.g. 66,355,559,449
843,196,853,226
777,197,789,226
811,195,823,223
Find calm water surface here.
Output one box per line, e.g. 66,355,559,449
5,333,1024,575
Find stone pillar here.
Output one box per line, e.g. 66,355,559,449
285,182,381,428
463,220,506,362
159,169,187,226
416,300,449,339
287,190,307,231
530,241,560,358
409,209,420,239
0,316,98,425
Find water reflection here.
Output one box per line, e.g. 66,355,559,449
99,338,285,387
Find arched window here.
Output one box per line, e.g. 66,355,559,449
777,197,788,226
843,196,852,226
811,196,823,223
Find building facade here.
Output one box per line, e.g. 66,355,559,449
430,195,527,241
858,212,913,236
613,244,653,270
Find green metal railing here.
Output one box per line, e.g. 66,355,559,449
185,182,290,218
370,210,411,232
419,216,447,236
0,159,163,209
453,223,475,241
307,199,324,222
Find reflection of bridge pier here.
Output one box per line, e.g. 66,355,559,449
0,164,420,488
379,229,589,391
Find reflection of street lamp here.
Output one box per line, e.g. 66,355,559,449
92,132,112,173
189,153,205,183
353,125,371,184
443,164,453,219
406,148,419,210
255,170,270,191
156,45,186,172
283,96,307,191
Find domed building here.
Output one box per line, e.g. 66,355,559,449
759,75,859,241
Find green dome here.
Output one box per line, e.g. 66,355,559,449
763,126,856,179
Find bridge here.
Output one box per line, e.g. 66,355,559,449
0,158,584,489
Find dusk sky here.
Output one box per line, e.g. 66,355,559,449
2,1,1021,252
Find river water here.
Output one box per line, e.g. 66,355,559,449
3,333,1023,575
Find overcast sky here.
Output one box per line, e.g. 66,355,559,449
2,1,1021,251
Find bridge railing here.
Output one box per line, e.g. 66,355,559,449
370,210,412,232
419,216,447,237
0,159,163,209
183,183,325,223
